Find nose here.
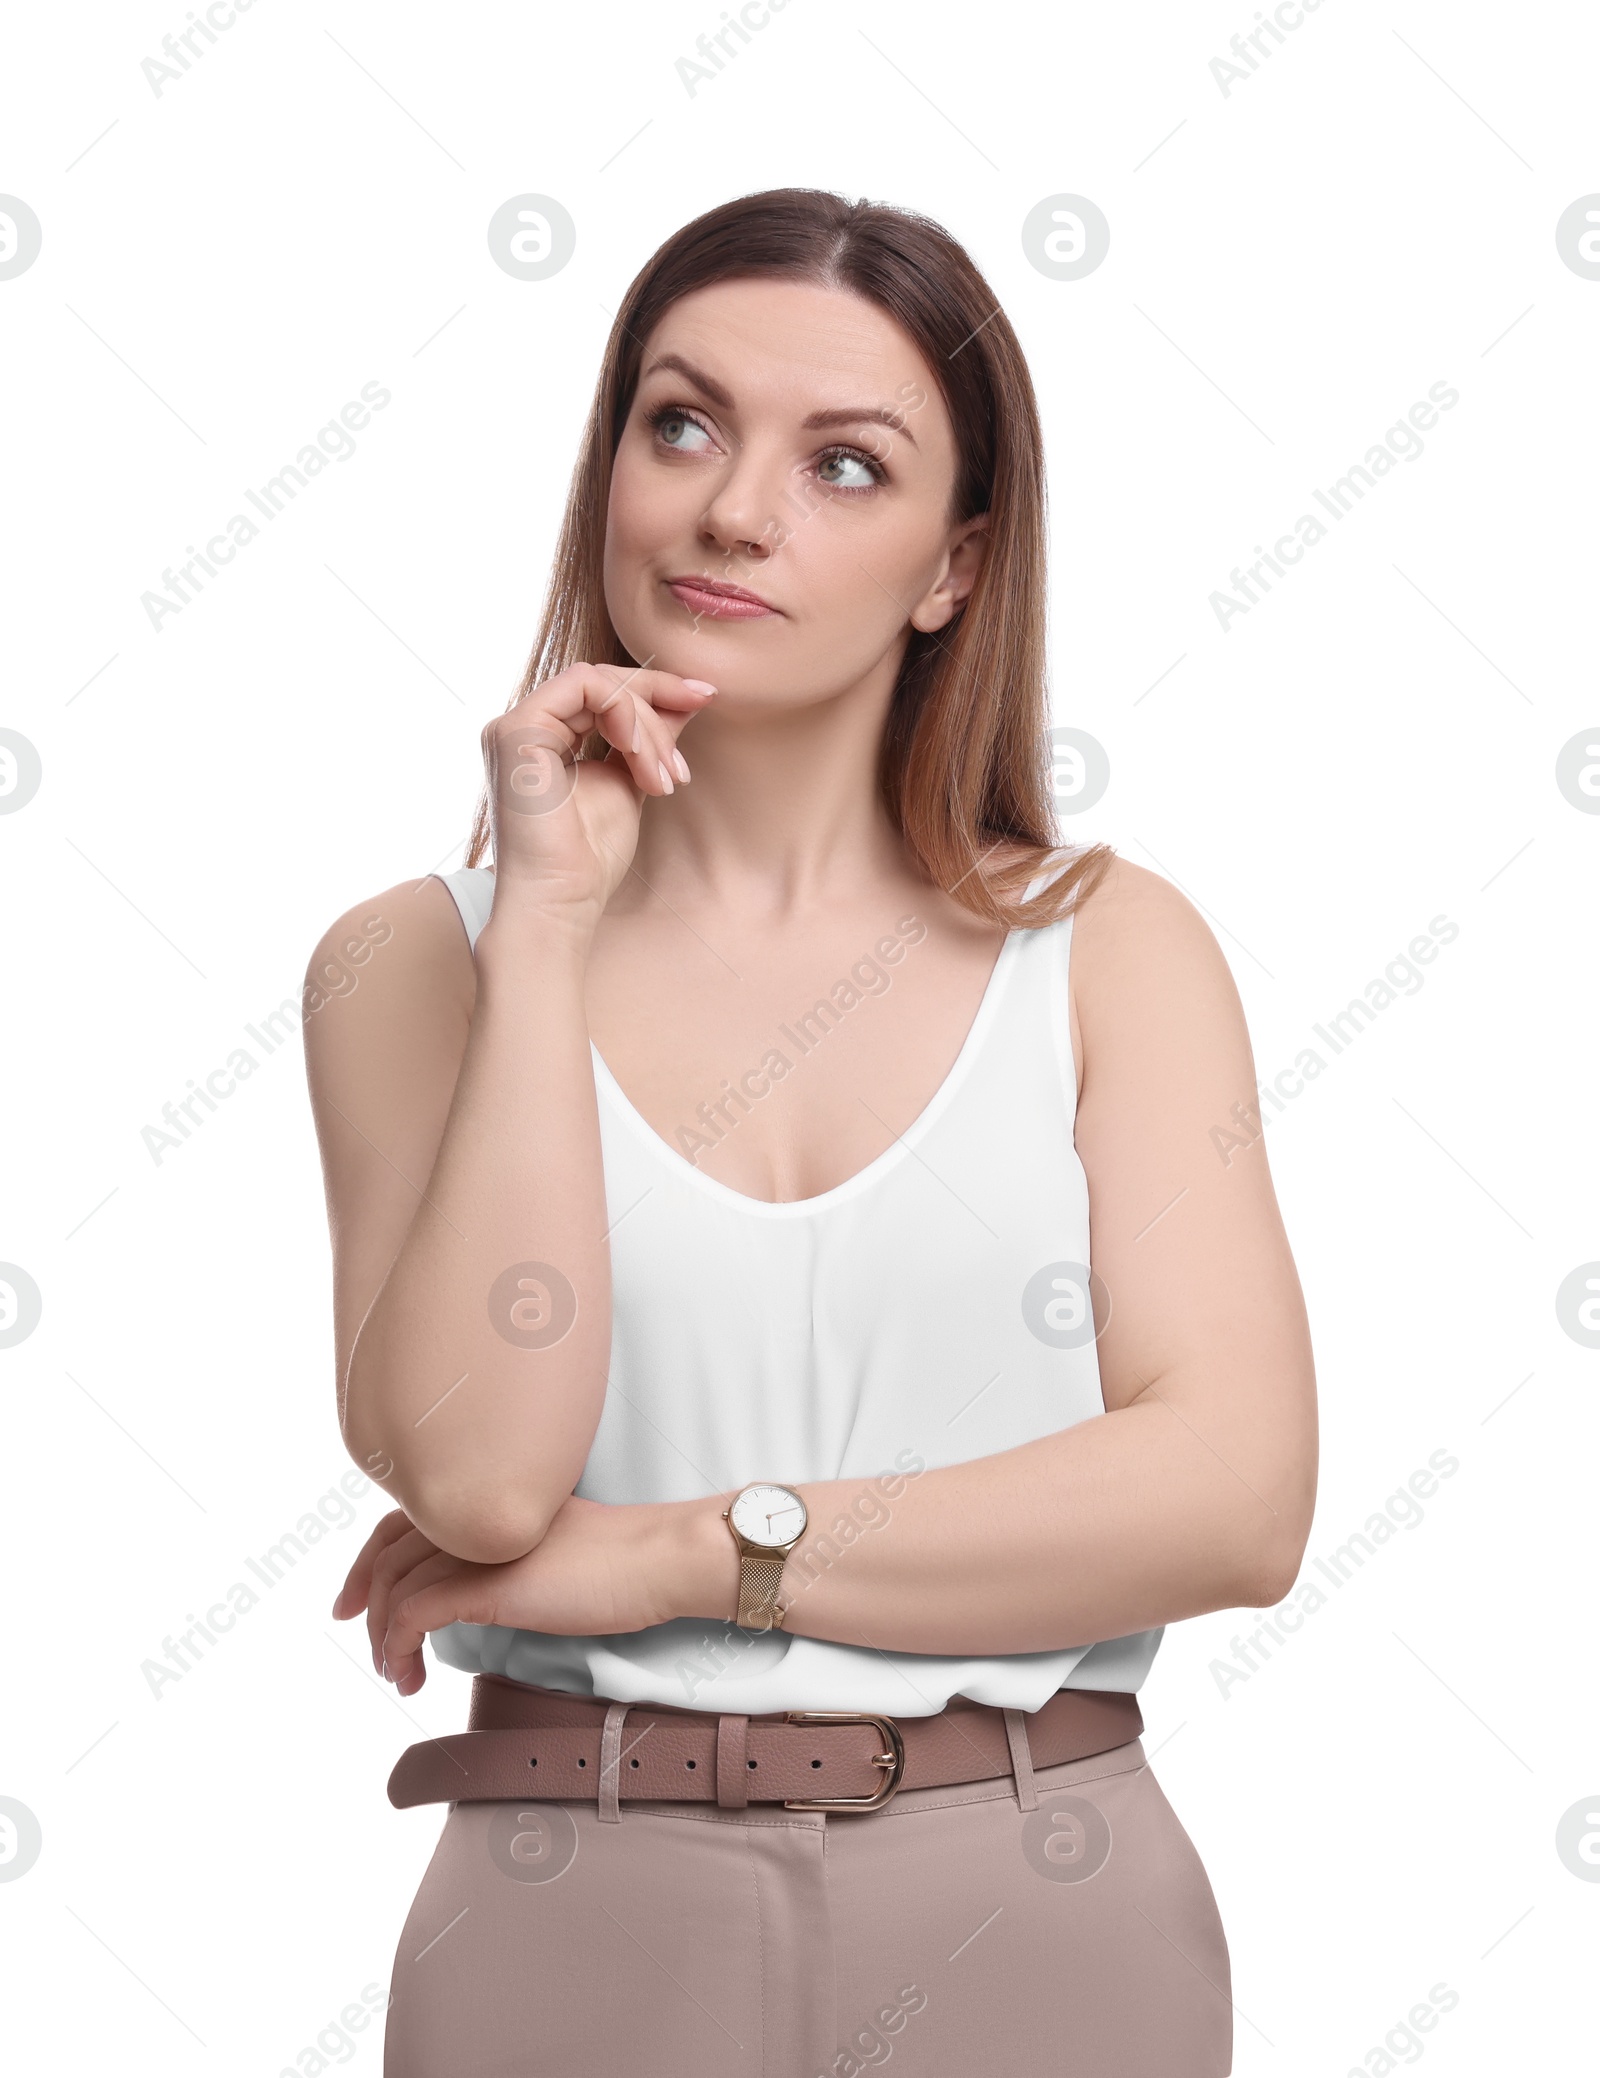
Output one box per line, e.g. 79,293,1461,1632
694,439,793,567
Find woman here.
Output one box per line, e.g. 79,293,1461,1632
307,187,1317,2077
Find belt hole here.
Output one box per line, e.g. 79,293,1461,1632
528,1757,537,1768
685,1758,696,1769
577,1756,586,1768
629,1757,640,1768
811,1758,822,1768
747,1759,757,1769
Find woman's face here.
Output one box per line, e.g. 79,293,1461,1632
603,276,987,710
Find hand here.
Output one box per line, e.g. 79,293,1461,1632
331,1496,688,1697
482,663,717,930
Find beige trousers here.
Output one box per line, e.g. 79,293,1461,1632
382,1734,1233,2077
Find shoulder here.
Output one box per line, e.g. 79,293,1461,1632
304,870,478,987
302,872,478,1078
1068,854,1216,957
1066,856,1244,1067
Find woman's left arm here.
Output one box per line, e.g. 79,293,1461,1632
745,858,1319,1654
351,861,1318,1686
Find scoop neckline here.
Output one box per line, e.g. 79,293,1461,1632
589,923,1028,1219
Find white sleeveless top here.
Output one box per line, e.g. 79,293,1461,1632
428,865,1162,1716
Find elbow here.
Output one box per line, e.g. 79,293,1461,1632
1237,1512,1313,1610
416,1497,554,1566
1238,1548,1300,1611
394,1460,557,1564
1231,1443,1317,1609
339,1345,564,1563
341,1420,557,1565
390,1467,556,1565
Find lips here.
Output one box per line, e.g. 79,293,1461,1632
665,575,778,620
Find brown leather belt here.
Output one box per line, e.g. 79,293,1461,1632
388,1674,1142,1816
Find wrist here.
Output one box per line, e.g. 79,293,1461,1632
475,884,599,969
474,916,594,991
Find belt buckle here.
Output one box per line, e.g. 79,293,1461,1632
781,1711,906,1812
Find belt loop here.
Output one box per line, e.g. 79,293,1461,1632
597,1702,630,1824
715,1713,750,1809
1002,1708,1039,1812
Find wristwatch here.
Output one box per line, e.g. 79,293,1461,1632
722,1482,809,1631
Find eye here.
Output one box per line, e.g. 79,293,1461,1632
645,402,716,455
816,445,887,493
644,401,888,494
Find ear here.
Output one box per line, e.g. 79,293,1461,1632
909,513,991,634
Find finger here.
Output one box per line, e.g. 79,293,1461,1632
491,668,711,808
572,665,716,787
579,663,719,715
592,685,685,795
585,669,711,795
510,662,714,740
333,1509,415,1620
617,669,719,784
382,1554,494,1690
366,1527,442,1671
641,683,715,785
365,1527,441,1671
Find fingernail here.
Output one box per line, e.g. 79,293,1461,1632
682,679,717,693
657,760,675,794
671,748,691,783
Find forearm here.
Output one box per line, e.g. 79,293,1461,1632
669,1387,1313,1657
342,902,609,1562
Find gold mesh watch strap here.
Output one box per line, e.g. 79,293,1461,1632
736,1549,789,1630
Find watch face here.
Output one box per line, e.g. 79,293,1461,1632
730,1483,808,1548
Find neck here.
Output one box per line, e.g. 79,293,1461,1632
623,675,922,921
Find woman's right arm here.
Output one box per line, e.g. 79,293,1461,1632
304,665,716,1564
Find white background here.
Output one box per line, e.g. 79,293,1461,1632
2,1,1597,2071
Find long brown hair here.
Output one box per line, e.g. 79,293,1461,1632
464,186,1113,926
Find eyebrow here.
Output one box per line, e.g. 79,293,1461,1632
639,352,919,450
